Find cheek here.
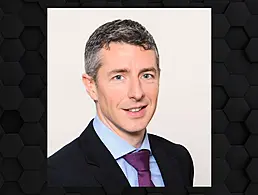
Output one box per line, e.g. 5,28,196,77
106,82,127,98
144,84,159,100
98,87,125,110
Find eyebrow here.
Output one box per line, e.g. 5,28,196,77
107,67,157,77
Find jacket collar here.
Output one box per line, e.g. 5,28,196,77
79,119,130,194
79,119,187,195
149,134,188,195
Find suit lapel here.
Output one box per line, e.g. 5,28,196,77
78,119,130,194
77,120,187,194
149,135,187,195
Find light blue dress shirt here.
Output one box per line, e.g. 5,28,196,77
93,115,165,187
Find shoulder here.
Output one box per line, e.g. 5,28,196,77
148,133,192,158
47,138,88,186
48,119,94,168
148,133,194,185
48,138,81,167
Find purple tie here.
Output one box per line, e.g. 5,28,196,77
123,149,155,187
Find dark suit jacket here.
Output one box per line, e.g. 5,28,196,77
48,119,194,194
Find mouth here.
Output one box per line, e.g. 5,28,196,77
123,105,147,118
124,105,147,112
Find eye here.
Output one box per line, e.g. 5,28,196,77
142,73,154,79
113,75,124,80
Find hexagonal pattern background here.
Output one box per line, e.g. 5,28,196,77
0,0,257,195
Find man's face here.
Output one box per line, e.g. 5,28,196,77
84,42,160,136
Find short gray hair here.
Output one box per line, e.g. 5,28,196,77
84,19,160,82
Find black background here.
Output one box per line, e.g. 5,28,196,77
0,0,257,195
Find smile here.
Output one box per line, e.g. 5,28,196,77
129,107,143,112
123,106,147,118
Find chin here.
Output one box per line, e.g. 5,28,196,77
121,122,148,133
115,113,152,132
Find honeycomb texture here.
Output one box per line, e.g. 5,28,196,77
0,0,257,195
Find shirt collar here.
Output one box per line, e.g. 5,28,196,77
93,115,152,160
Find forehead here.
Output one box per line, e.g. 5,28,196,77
99,43,157,70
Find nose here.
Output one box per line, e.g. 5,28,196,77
127,78,145,101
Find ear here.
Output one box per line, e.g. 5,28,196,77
82,73,98,101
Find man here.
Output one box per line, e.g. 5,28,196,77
48,19,194,194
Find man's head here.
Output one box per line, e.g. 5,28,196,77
83,19,160,140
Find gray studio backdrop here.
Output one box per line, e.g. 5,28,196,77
48,8,211,186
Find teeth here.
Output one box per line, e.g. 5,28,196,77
129,107,142,112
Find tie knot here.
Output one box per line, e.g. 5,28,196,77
123,149,150,171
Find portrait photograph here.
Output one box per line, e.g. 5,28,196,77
47,8,211,193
